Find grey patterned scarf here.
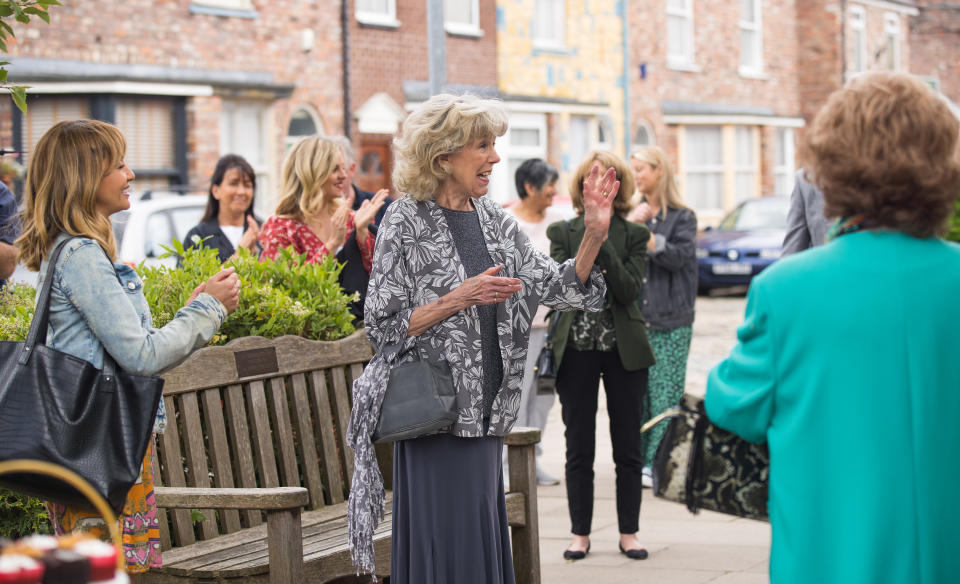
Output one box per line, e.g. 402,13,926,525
346,351,391,578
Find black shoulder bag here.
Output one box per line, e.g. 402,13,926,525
534,312,560,394
0,237,165,514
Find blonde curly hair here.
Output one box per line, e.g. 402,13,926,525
393,93,508,201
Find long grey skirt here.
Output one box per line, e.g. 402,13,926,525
390,433,515,584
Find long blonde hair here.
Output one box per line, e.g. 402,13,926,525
274,136,343,220
630,145,690,220
17,120,125,271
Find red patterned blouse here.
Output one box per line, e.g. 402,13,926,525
258,213,375,272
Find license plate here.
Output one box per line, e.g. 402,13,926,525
712,262,752,275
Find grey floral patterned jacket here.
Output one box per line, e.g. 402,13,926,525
346,194,607,575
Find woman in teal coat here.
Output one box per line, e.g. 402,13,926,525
705,73,960,584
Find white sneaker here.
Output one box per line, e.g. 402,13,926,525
536,466,560,486
641,467,653,489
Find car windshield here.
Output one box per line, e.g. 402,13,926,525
718,198,788,231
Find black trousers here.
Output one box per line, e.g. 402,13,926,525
556,347,648,536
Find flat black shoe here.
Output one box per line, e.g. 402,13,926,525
563,543,590,560
619,543,649,560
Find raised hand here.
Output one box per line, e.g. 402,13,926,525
355,188,390,231
237,215,261,253
582,163,620,240
326,204,350,251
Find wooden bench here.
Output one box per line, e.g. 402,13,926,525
143,330,542,584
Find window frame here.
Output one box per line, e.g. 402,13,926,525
667,0,696,69
445,0,482,37
848,5,866,76
220,100,273,218
738,0,764,76
682,125,725,215
773,127,796,197
533,0,567,51
355,0,400,28
488,112,548,204
883,12,901,72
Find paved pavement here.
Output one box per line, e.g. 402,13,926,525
533,294,773,584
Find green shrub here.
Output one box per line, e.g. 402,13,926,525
948,196,960,243
140,241,356,343
0,489,52,538
0,283,35,341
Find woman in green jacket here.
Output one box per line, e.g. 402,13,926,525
549,150,655,561
706,73,960,584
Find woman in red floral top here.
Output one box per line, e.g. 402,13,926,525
259,136,387,270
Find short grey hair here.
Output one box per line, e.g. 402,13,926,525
393,93,508,201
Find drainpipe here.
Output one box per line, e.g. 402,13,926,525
342,0,352,139
621,0,631,158
840,0,847,87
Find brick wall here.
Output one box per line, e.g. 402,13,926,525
910,1,960,103
2,0,344,192
347,0,498,140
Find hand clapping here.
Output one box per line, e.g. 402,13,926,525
582,163,620,240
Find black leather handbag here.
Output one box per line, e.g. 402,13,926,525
0,238,165,515
643,394,769,522
372,352,459,444
533,313,559,394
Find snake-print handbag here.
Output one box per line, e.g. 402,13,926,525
643,394,770,521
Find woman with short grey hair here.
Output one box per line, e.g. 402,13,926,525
347,93,621,583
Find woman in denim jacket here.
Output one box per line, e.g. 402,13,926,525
16,120,240,578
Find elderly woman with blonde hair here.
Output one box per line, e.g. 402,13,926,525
706,73,960,583
347,94,621,583
627,145,698,484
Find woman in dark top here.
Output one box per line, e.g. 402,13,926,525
548,150,656,562
184,154,261,262
627,145,698,484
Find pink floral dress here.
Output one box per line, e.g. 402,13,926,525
258,212,375,271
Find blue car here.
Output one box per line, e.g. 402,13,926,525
697,196,789,293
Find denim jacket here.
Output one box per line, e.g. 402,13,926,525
639,206,698,330
37,234,228,433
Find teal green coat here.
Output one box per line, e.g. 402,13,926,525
705,231,960,584
547,215,656,371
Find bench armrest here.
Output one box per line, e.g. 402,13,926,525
505,426,541,446
154,486,309,510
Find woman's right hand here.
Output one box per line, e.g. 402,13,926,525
454,265,522,307
204,267,241,313
237,215,261,253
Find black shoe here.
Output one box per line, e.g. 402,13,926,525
619,543,649,560
563,543,590,560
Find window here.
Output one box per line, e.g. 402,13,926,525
634,120,656,147
849,5,866,75
488,113,547,204
356,0,398,27
221,101,271,217
20,97,89,169
773,128,795,196
568,115,590,174
734,126,757,203
667,0,695,67
739,0,763,75
445,0,481,36
189,0,256,16
684,126,724,213
285,106,321,151
115,98,177,191
883,13,900,71
534,0,566,50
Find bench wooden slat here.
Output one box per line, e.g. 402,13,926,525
157,395,195,547
151,445,172,551
222,384,262,528
200,387,242,534
289,373,324,510
245,380,280,488
307,370,344,505
329,366,354,491
267,377,299,488
179,392,220,540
